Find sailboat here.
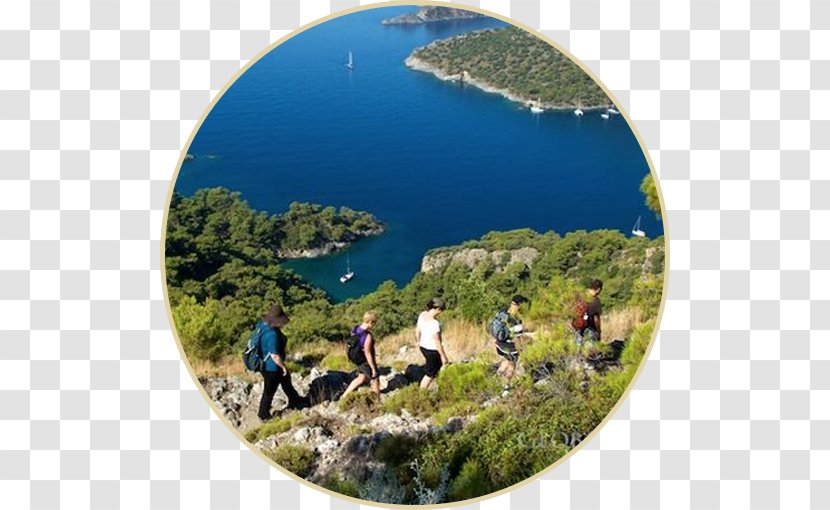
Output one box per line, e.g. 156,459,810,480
632,216,646,238
345,51,354,70
600,112,610,119
339,254,355,283
607,106,620,115
530,98,544,114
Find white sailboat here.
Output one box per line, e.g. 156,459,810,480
345,51,354,70
530,98,544,114
339,254,354,283
607,106,620,115
632,216,646,238
600,112,610,119
574,106,584,116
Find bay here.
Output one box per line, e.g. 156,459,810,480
174,5,662,302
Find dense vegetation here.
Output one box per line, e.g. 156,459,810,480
167,186,663,363
641,173,661,218
165,188,382,360
410,26,609,108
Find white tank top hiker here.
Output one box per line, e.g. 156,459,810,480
417,311,441,350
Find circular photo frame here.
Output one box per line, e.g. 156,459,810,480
162,2,668,507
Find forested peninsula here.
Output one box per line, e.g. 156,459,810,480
382,6,486,25
406,26,609,109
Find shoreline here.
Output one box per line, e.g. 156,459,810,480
405,54,609,112
277,227,386,260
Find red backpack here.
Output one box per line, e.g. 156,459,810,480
571,295,588,331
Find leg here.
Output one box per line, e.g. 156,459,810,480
370,377,381,398
504,360,516,380
277,372,304,409
258,371,279,420
420,375,433,389
497,359,509,378
341,374,368,400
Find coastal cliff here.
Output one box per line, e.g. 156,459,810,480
406,27,609,110
421,246,540,273
382,6,486,25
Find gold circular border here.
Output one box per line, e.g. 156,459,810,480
160,1,671,508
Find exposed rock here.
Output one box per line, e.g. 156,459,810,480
420,246,539,273
277,226,385,259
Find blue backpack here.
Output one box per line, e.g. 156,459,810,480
243,322,268,372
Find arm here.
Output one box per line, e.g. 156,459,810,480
364,334,378,378
270,353,289,376
434,331,449,364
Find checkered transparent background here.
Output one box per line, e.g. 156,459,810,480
1,0,827,508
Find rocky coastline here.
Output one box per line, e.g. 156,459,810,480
405,54,607,112
277,225,385,260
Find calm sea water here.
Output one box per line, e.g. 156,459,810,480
175,6,662,302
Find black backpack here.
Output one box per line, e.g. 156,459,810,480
488,311,511,342
346,332,367,365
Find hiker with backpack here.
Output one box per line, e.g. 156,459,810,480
416,298,448,389
489,295,529,386
340,311,381,400
572,279,603,345
246,305,306,421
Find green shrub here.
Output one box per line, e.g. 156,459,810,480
629,276,663,319
321,474,360,498
172,296,237,362
265,445,316,478
437,361,501,403
383,385,440,417
244,412,305,442
433,401,479,426
521,327,576,374
375,434,419,466
338,389,379,414
448,460,492,501
320,353,352,372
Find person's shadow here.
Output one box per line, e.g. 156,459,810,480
307,371,351,405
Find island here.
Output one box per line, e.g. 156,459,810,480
406,26,610,110
382,6,486,25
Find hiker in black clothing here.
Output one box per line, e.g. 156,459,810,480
490,295,529,386
341,311,381,400
573,279,603,345
257,305,306,421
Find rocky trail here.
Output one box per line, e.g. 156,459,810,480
200,339,627,486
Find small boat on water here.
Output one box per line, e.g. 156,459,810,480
607,107,620,115
339,254,354,283
601,112,610,119
345,51,354,70
574,108,584,116
529,98,544,114
632,216,646,238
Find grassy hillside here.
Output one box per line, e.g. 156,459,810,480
409,26,609,108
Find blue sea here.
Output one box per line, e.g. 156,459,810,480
174,6,662,302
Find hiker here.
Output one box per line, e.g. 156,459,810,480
341,311,381,400
256,305,306,421
490,295,529,386
573,279,603,345
416,298,448,389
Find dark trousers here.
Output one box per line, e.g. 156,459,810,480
258,370,303,419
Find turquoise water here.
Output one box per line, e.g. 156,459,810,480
175,6,661,302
